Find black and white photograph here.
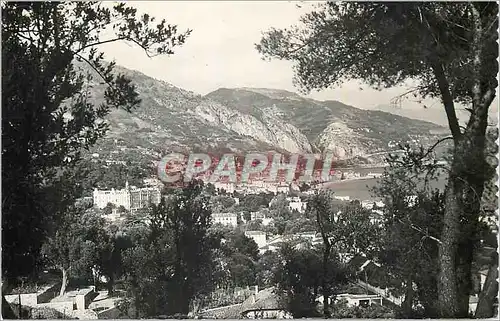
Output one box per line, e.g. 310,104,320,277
1,1,499,319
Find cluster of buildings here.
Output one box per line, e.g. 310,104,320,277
209,181,292,195
92,180,162,211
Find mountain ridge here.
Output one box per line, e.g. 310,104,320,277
79,63,449,166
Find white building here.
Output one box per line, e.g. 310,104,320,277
93,181,161,210
333,294,383,307
261,218,274,226
287,197,307,213
143,177,164,188
212,212,238,227
250,211,266,221
245,231,267,248
367,172,383,178
213,182,235,194
276,184,289,194
361,200,376,210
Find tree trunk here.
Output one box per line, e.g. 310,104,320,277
437,176,461,317
107,274,115,296
475,252,499,318
59,268,69,296
402,275,414,317
438,123,488,317
322,245,331,318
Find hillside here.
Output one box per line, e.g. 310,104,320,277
206,88,448,159
77,63,449,167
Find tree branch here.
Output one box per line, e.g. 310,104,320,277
421,136,454,160
75,37,127,54
397,218,443,245
470,4,483,109
429,60,463,141
419,8,463,142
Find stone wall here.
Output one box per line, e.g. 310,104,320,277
4,293,38,307
97,306,124,319
75,288,96,310
37,283,60,304
37,301,74,315
201,303,243,318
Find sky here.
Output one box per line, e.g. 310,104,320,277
100,1,498,125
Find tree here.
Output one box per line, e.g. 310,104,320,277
306,192,380,317
122,181,222,317
274,242,351,318
2,1,190,281
226,230,259,261
41,207,107,295
211,195,236,213
298,182,311,192
242,211,252,222
98,229,133,295
246,219,264,231
373,162,445,317
103,202,116,215
269,194,292,219
222,230,260,287
256,250,282,288
257,2,498,317
274,243,323,318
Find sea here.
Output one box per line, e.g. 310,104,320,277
322,166,448,201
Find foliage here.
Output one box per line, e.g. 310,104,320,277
305,191,380,317
211,195,236,213
2,1,190,280
257,2,498,316
237,193,274,212
219,229,259,287
121,181,222,317
306,192,381,256
257,2,497,105
97,229,133,294
274,243,350,318
76,159,151,196
330,299,395,319
41,207,108,295
372,159,445,317
274,243,322,318
269,194,292,219
256,250,282,288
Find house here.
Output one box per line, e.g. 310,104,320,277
287,197,307,213
361,200,376,210
212,212,238,227
245,231,267,248
93,181,161,210
276,184,289,194
334,293,383,307
213,182,235,194
250,211,266,221
258,235,285,254
199,286,291,319
240,287,291,319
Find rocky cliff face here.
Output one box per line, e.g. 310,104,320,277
206,88,447,160
81,64,448,163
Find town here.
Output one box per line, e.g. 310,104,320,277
3,1,498,320
4,172,497,319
